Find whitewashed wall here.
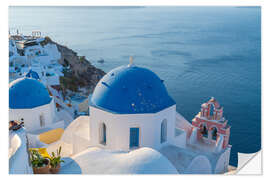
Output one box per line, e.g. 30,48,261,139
9,99,55,132
215,147,231,173
89,105,176,151
172,130,187,149
72,133,91,155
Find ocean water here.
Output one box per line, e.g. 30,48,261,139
9,6,261,167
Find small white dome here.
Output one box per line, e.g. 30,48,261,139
60,147,178,174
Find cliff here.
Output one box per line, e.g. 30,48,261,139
42,37,105,96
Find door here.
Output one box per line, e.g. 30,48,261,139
130,128,139,149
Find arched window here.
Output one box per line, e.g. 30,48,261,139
211,127,218,141
100,123,106,145
200,124,208,138
160,119,167,143
209,104,215,117
39,114,45,127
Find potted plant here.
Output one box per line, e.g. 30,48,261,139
29,149,50,174
49,146,64,174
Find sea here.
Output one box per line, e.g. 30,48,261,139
9,6,261,167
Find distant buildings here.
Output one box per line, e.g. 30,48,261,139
9,33,62,87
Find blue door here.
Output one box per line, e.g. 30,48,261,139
130,128,139,148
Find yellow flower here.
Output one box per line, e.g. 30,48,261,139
29,148,51,159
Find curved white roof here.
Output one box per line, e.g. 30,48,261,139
185,155,212,174
45,116,90,157
61,116,89,144
60,147,178,174
9,133,21,159
9,129,33,174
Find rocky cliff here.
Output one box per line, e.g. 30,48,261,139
42,36,105,96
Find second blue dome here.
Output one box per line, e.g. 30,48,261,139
9,77,52,109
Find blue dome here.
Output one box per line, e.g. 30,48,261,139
9,77,52,109
25,69,40,80
90,65,175,114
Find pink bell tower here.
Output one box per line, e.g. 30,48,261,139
191,97,230,150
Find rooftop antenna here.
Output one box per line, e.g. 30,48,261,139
128,56,134,67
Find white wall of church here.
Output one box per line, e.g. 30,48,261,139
215,147,231,173
89,105,176,151
172,131,187,148
9,100,55,132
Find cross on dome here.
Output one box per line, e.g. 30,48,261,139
128,56,134,67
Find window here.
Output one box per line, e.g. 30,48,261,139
20,118,24,127
160,119,167,143
209,104,215,117
200,124,208,138
211,127,218,141
39,114,45,127
100,123,106,145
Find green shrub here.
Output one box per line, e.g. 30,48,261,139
29,149,49,168
49,146,64,168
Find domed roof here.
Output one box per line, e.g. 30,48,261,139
60,147,178,174
90,64,175,114
25,69,40,80
9,77,52,109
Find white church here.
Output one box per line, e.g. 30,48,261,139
9,77,56,132
9,58,232,174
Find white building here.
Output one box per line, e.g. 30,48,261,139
9,77,56,133
89,63,177,151
9,60,232,174
50,61,231,174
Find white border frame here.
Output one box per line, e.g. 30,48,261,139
1,0,268,179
